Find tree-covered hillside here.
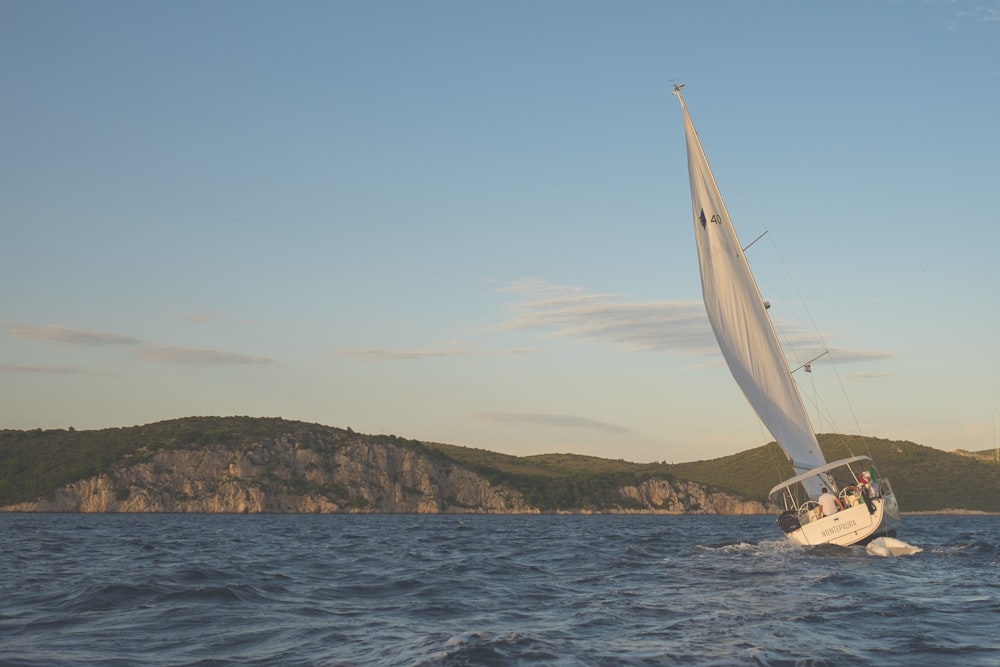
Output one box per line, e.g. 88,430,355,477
668,433,1000,512
2,418,997,512
0,417,439,507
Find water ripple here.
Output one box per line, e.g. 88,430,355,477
1,514,997,666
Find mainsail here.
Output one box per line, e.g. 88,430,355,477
674,86,826,481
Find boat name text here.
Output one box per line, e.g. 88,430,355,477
821,519,857,538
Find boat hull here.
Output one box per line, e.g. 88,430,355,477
783,492,900,547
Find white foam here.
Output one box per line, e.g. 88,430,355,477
865,536,923,557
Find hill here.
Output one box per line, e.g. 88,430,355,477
667,433,1000,512
0,417,761,514
1,417,997,513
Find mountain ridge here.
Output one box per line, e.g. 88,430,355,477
2,416,997,513
0,416,764,514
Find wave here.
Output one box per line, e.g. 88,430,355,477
2,514,996,667
410,631,569,666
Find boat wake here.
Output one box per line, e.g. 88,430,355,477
865,536,922,557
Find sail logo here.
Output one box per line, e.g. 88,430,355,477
699,209,723,228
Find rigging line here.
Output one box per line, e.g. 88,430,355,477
760,231,866,438
714,160,818,372
713,155,867,443
820,359,863,458
772,309,859,457
705,141,867,457
795,366,839,436
768,314,844,439
746,399,790,488
767,439,792,489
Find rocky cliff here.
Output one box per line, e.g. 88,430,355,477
620,479,768,514
2,426,768,514
3,435,533,513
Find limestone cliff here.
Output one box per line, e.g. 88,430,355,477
2,425,767,514
4,435,535,513
619,479,769,514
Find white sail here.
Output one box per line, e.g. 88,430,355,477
675,87,825,479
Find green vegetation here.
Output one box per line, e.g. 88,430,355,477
667,433,1000,512
0,416,349,506
1,417,997,512
420,442,680,510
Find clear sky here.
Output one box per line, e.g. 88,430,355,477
2,1,999,463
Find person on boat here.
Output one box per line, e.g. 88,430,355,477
817,487,844,518
859,470,880,497
857,470,878,514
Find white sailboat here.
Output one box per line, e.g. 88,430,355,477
674,85,901,546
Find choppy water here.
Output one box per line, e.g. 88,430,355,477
1,514,997,666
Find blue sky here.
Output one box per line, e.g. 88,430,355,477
2,0,999,463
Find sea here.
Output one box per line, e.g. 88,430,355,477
1,514,997,667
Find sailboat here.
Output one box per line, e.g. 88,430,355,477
674,85,901,547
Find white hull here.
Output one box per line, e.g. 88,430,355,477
784,492,900,547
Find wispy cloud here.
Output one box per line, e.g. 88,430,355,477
847,371,892,380
339,346,534,361
176,311,259,326
781,346,894,373
498,278,714,354
3,323,141,346
823,348,893,365
958,6,1000,22
4,320,275,368
176,311,221,323
497,279,893,370
137,346,274,365
476,410,630,434
0,363,112,376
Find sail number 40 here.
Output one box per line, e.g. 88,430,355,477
698,210,724,227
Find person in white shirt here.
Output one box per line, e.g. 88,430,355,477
817,487,843,518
